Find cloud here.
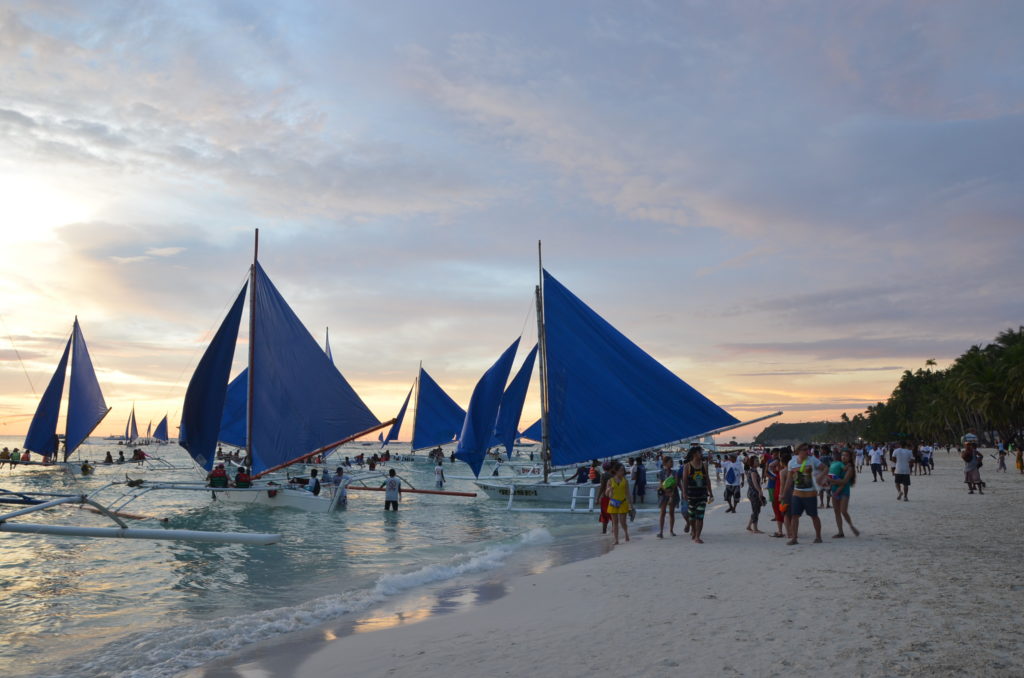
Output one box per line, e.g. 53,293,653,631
144,247,184,257
719,337,971,361
733,366,904,377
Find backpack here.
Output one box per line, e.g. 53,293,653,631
725,465,737,484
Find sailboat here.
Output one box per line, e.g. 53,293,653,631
153,415,169,443
474,244,774,505
21,318,111,464
124,405,139,445
176,230,393,512
408,367,465,452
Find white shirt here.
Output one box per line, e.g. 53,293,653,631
868,448,885,464
723,461,744,486
892,448,913,475
384,477,401,501
788,456,823,492
434,465,445,481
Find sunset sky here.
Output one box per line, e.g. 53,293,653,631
1,2,1021,442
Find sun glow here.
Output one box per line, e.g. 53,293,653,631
0,174,97,241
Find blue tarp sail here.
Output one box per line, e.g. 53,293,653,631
218,369,248,448
521,419,541,442
180,284,247,471
410,368,465,451
65,319,110,459
249,263,379,474
22,335,72,459
494,344,537,459
542,270,739,467
456,339,520,476
382,384,412,447
153,415,169,442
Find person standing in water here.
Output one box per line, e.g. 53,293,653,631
383,468,401,510
434,461,446,488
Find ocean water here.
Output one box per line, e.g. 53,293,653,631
0,437,599,678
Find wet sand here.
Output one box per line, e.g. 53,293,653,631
206,450,1024,677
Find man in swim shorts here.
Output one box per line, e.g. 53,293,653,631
783,443,824,545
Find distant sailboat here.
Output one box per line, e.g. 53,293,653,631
409,367,465,451
178,230,391,511
152,415,169,443
381,383,413,448
124,406,139,444
455,339,520,477
22,318,112,462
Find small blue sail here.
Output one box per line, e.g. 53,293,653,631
249,263,379,474
65,319,110,459
324,327,334,365
218,369,248,448
23,334,72,459
494,344,537,459
542,270,738,467
521,419,541,442
153,415,169,442
456,338,520,477
180,284,247,471
382,384,412,447
410,368,465,451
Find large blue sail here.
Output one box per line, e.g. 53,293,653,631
410,368,465,451
153,415,169,442
456,339,520,476
218,369,248,448
494,344,537,459
65,319,110,459
180,284,247,471
382,383,412,447
23,334,72,459
250,263,379,474
542,270,738,466
521,419,541,442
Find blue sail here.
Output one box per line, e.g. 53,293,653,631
542,270,738,466
382,384,412,447
153,415,169,442
23,334,72,459
521,419,541,442
249,263,379,474
180,284,247,471
324,328,333,365
65,319,110,459
410,368,465,451
456,338,520,477
218,369,248,448
494,344,537,459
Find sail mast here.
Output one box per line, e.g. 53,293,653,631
536,240,551,482
246,229,258,468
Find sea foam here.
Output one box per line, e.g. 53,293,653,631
51,528,554,678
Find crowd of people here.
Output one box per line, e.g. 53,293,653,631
583,436,1004,547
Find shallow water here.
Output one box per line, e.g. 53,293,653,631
0,437,601,678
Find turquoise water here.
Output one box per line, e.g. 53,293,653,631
0,437,596,678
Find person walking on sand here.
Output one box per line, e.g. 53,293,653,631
745,456,765,534
891,444,914,502
830,449,860,538
723,453,743,513
656,456,679,538
605,463,631,545
1015,444,1023,475
963,442,984,494
767,448,788,537
598,462,613,534
783,443,825,545
996,446,1008,473
682,447,713,544
632,458,647,504
868,445,886,482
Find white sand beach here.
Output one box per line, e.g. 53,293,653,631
214,450,1023,678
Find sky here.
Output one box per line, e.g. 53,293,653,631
0,1,1022,442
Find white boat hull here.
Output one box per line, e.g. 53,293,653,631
474,481,602,504
212,486,338,513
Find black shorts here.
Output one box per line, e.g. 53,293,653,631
789,495,817,517
385,500,399,511
725,485,741,502
895,474,910,486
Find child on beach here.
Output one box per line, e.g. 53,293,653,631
605,464,631,545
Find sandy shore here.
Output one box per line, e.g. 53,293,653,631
207,450,1024,678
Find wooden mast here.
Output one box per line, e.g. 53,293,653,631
536,240,552,483
246,229,258,469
